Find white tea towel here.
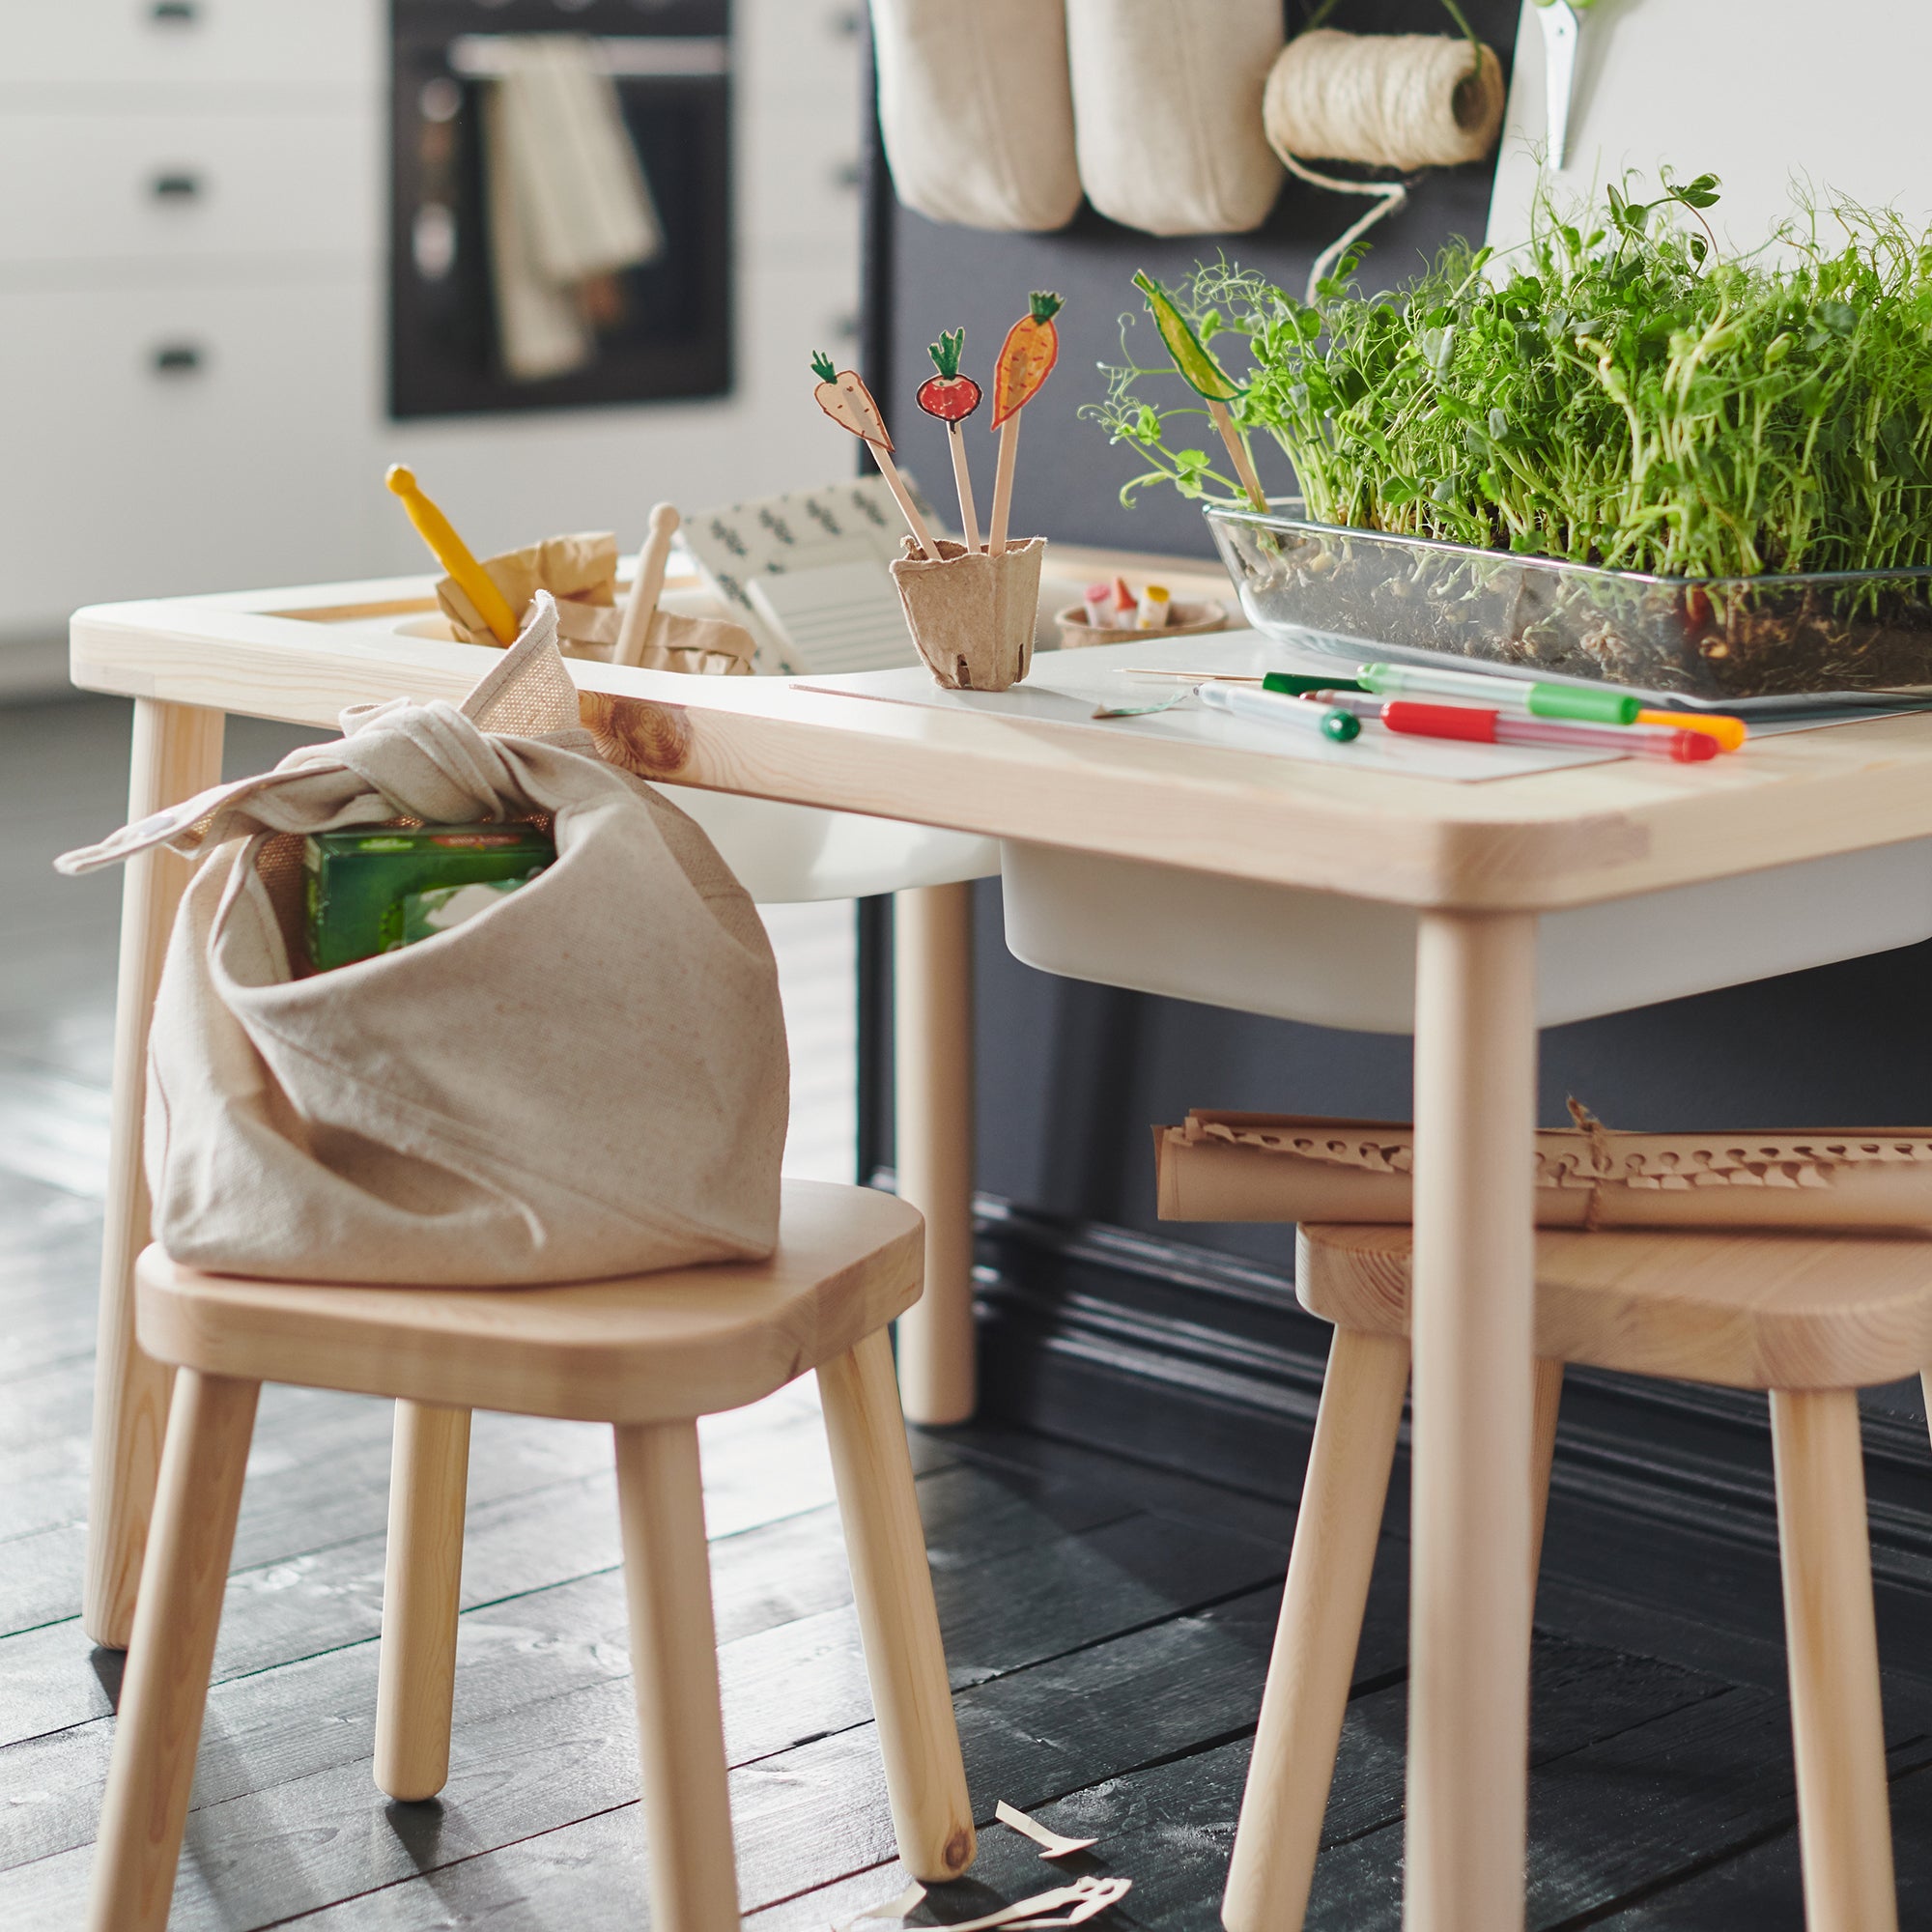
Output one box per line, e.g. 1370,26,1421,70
484,36,664,381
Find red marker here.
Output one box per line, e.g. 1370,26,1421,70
1379,699,1718,762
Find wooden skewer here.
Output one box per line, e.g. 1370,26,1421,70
867,442,939,558
614,502,681,668
1208,398,1268,512
1126,668,1264,681
947,422,981,553
987,412,1022,556
385,465,519,645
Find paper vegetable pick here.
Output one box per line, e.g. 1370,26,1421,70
810,351,937,557
918,327,983,551
987,291,1064,556
1131,270,1267,511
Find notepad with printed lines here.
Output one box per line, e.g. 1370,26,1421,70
746,562,920,675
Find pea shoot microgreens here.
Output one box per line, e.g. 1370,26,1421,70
1087,174,1932,579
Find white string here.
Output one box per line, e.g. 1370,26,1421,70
1264,29,1504,304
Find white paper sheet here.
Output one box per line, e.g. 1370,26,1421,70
800,630,1623,781
747,560,920,675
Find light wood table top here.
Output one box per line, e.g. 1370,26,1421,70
69,545,1932,914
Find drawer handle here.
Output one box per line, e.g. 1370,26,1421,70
152,172,202,201
151,2,198,22
152,344,205,376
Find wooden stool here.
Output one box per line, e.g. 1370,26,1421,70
1226,1223,1919,1932
88,1179,975,1932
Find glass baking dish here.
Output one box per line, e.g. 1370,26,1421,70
1205,502,1932,704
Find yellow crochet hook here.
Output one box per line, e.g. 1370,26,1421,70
384,465,519,646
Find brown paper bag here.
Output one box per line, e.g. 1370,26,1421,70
1156,1110,1932,1233
438,531,756,674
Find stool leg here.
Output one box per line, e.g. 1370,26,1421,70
818,1326,977,1881
1770,1388,1898,1932
1528,1359,1565,1612
613,1418,739,1932
891,881,977,1426
1223,1326,1409,1932
86,699,227,1650
88,1368,258,1932
375,1401,471,1802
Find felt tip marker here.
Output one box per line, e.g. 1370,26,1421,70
1636,708,1748,751
1379,699,1719,761
1357,662,1642,726
1200,679,1360,743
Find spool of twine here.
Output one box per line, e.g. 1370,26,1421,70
1264,28,1504,173
1263,28,1505,301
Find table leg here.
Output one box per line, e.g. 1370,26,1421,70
1406,910,1539,1932
892,882,977,1426
83,698,226,1650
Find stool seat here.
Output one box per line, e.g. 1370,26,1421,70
1297,1221,1932,1390
134,1179,923,1424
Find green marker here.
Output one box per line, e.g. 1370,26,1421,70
1263,672,1368,698
1356,662,1641,725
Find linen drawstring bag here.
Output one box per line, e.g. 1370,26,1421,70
867,0,1083,231
1065,0,1285,236
56,595,788,1287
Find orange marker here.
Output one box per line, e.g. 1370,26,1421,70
1637,709,1747,752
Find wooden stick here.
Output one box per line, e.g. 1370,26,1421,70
987,412,1022,556
1208,397,1268,511
614,501,681,668
868,443,938,558
947,422,982,552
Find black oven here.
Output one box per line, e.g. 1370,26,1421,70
389,0,731,419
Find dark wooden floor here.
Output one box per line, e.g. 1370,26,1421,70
6,696,1932,1928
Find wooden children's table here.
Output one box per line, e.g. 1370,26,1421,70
68,562,1932,1932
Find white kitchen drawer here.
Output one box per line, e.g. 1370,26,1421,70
0,111,376,271
740,109,862,259
0,280,377,635
5,0,379,96
737,0,866,115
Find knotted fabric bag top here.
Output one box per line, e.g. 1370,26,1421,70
58,596,789,1286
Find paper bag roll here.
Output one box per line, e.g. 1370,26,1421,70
1156,1111,1932,1232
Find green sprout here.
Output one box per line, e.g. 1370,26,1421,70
1086,173,1932,579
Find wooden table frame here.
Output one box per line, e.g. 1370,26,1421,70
68,561,1932,1932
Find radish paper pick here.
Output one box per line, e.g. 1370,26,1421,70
918,327,983,551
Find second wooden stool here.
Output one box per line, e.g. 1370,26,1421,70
89,1179,975,1932
1226,1222,1918,1932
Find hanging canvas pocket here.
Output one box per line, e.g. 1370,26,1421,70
868,0,1083,232
1065,0,1285,236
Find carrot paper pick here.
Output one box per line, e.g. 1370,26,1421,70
1132,270,1267,511
810,352,937,557
917,327,983,552
987,291,1063,556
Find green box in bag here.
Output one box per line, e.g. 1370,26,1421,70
302,824,554,971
